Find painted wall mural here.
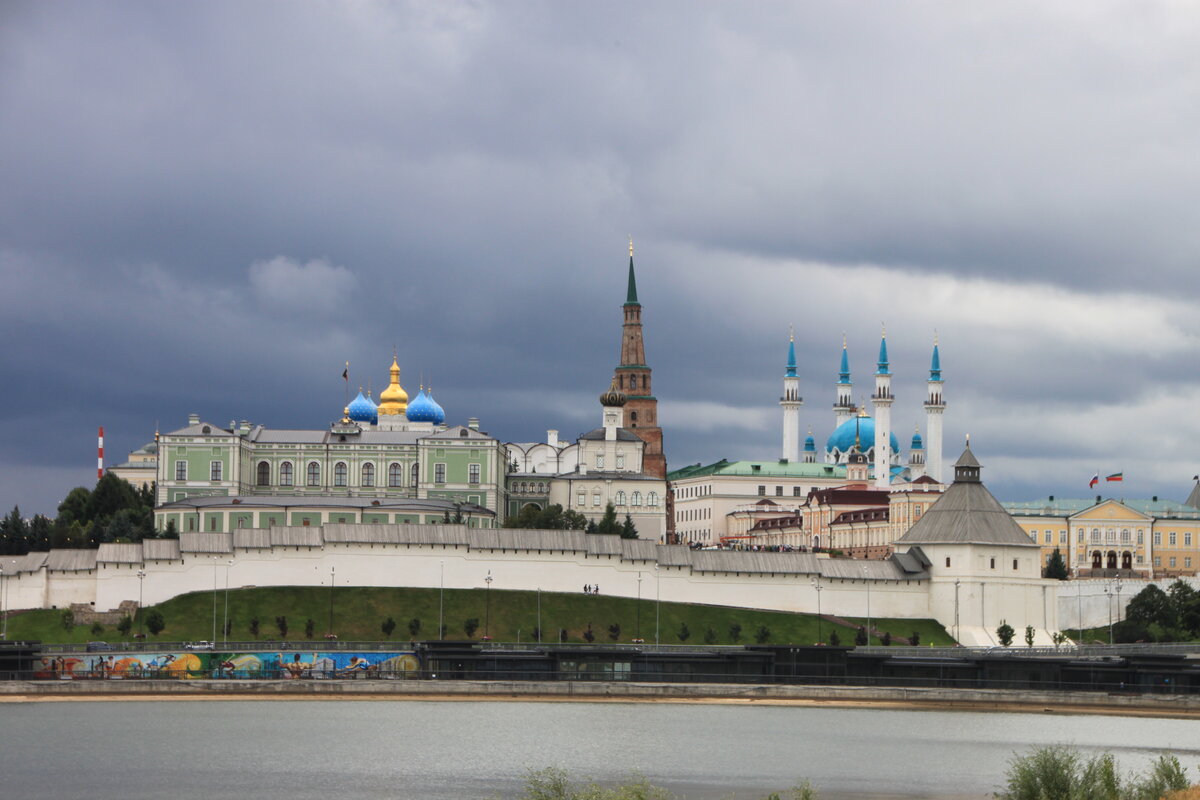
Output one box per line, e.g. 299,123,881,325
33,651,420,680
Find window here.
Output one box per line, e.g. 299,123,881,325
1154,557,1161,567
1060,530,1067,544
1029,530,1038,542
616,491,626,506
1186,533,1193,546
210,460,223,481
434,463,446,484
1013,559,1018,570
307,461,320,486
362,462,375,487
1044,532,1052,544
648,492,659,507
1137,530,1144,544
280,461,293,486
388,463,402,488
1121,528,1130,543
577,491,586,507
757,485,766,496
209,517,217,531
1170,532,1177,546
411,463,419,486
616,453,625,469
632,491,642,507
596,454,604,469
1077,529,1083,543
1170,557,1177,567
990,558,995,569
256,461,270,486
775,486,783,496
592,491,601,507
945,557,951,567
187,516,196,531
175,460,187,481
334,462,348,487
1187,558,1193,568
469,464,481,484
1106,528,1115,543
793,487,802,497
1154,531,1162,546
1090,528,1100,543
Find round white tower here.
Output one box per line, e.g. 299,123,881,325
924,336,945,482
780,329,802,462
834,335,855,428
872,327,893,490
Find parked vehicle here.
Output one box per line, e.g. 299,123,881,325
184,641,215,651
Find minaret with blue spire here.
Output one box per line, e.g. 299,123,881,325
872,325,894,489
907,426,926,480
780,326,803,462
923,334,945,482
834,334,855,428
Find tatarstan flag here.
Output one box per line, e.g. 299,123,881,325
1106,472,1124,482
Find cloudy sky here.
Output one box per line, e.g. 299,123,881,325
3,1,1200,517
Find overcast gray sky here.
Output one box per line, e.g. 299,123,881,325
3,1,1200,516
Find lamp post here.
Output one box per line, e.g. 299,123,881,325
862,565,871,646
136,569,146,639
328,565,335,638
636,572,643,641
223,560,233,644
954,579,961,644
0,565,6,641
536,587,541,644
439,561,445,641
211,556,219,644
812,578,823,644
655,565,661,647
1115,578,1124,631
1076,574,1083,637
484,570,493,640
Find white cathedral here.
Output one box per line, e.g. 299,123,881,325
779,330,946,487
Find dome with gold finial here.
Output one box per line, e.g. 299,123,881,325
377,354,409,416
599,378,627,407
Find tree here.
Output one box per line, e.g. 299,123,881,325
1167,579,1200,635
1126,584,1174,628
28,515,52,552
704,627,718,644
275,615,289,639
608,623,621,641
728,622,742,643
61,609,75,630
408,617,421,638
248,617,260,639
909,631,920,646
0,506,29,555
91,622,104,636
880,631,891,646
1044,549,1068,580
1024,625,1036,647
382,617,396,638
996,620,1015,646
620,514,638,540
755,625,771,643
463,617,480,638
558,628,568,643
162,519,179,539
677,623,690,642
305,618,315,639
117,615,133,637
145,610,165,637
594,503,621,536
828,630,840,646
86,473,140,524
56,487,91,528
451,505,465,525
854,627,868,646
583,624,595,643
504,503,589,531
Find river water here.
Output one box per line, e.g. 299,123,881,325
0,700,1196,799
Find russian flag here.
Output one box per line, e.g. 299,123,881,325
1089,474,1099,489
1106,473,1123,482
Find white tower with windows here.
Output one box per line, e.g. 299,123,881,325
834,335,855,428
924,337,945,482
780,329,803,462
872,328,893,490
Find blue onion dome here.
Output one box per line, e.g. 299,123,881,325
825,415,901,455
427,387,446,425
347,389,376,423
406,386,438,423
910,429,923,450
803,434,816,452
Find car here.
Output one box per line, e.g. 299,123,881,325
86,641,114,652
185,641,215,651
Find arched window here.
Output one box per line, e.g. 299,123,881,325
1090,528,1100,542
632,491,642,507
615,491,627,506
1121,528,1130,543
647,492,659,507
361,462,375,487
256,461,270,486
411,463,419,486
307,462,320,486
334,462,348,487
279,461,293,487
388,463,402,488
629,375,638,390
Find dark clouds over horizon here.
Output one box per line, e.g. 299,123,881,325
3,1,1200,517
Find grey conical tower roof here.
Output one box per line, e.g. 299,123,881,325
896,445,1037,547
1186,480,1200,510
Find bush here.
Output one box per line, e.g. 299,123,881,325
116,615,132,637
608,623,620,641
703,627,718,645
408,617,421,638
828,630,840,647
60,609,75,630
558,628,567,643
755,625,771,643
90,622,104,635
463,618,480,638
248,617,260,639
275,615,288,639
728,622,742,643
677,623,690,642
305,618,315,639
880,631,891,646
996,621,1015,646
909,631,920,646
997,746,1191,800
145,610,165,637
1024,625,1035,647
382,617,396,638
854,627,868,646
583,624,595,643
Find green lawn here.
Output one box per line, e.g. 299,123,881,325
5,586,955,647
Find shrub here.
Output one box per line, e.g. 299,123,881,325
880,631,891,646
408,617,421,638
909,631,920,646
116,615,132,637
608,623,620,641
677,623,690,642
704,627,718,645
145,610,165,637
60,609,75,630
248,617,260,639
382,617,396,638
755,625,771,643
90,622,104,635
583,624,595,643
1024,625,1035,647
854,627,868,646
275,615,288,639
997,746,1191,800
463,618,480,638
728,622,742,643
558,628,567,643
828,630,840,646
305,618,315,639
996,621,1015,646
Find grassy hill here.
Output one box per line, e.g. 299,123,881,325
4,586,954,647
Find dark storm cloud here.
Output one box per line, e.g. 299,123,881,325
2,1,1200,515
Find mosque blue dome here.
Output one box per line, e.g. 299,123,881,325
911,431,923,450
825,416,901,455
803,435,816,452
347,390,377,423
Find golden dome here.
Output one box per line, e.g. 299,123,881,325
377,355,408,415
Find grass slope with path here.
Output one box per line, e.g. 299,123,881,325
4,586,954,647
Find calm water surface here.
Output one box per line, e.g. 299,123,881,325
0,700,1196,799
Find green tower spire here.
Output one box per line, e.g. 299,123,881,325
625,236,639,305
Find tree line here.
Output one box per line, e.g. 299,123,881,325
0,473,162,555
503,501,639,538
1115,579,1200,642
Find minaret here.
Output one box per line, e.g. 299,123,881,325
834,335,855,427
907,426,926,480
924,335,945,482
872,326,893,489
780,327,802,462
613,238,666,479
803,428,817,463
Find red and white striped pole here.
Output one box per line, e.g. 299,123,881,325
97,426,105,480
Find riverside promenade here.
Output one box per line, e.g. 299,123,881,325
5,679,1200,718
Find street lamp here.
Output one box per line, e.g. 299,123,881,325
328,565,335,638
862,565,871,646
223,560,233,644
136,569,146,639
655,565,661,647
0,565,6,641
812,578,823,644
211,556,219,644
536,587,542,644
636,572,643,641
1115,578,1124,630
439,561,445,641
484,570,493,639
954,579,961,644
1076,575,1083,637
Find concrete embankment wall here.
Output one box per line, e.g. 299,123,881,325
3,680,1198,717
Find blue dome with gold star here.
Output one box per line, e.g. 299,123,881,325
407,387,445,424
826,416,901,455
347,390,376,424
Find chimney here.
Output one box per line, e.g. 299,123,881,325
188,413,200,426
547,430,559,448
468,417,480,431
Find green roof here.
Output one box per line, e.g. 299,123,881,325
668,459,847,481
1003,497,1200,520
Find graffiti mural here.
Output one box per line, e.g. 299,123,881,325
32,651,420,680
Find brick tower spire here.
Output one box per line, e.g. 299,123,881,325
614,239,666,478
